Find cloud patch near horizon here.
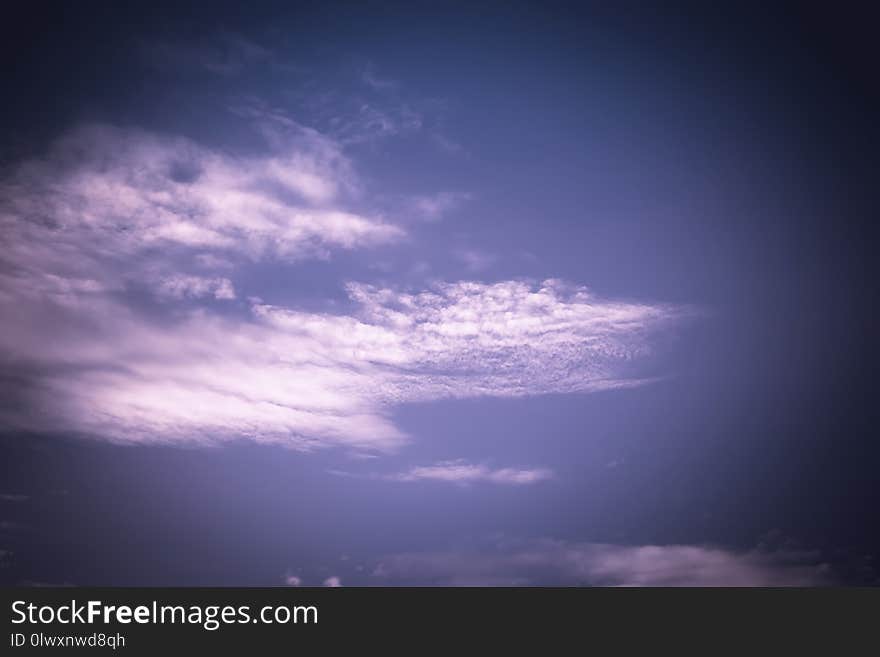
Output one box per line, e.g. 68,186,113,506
373,539,832,586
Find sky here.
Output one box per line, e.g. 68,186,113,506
0,1,876,586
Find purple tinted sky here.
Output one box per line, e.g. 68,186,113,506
0,2,876,586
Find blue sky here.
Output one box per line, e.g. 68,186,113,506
0,2,876,586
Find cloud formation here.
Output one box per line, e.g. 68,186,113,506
374,539,832,586
140,32,273,77
454,248,497,272
386,461,553,485
0,123,399,280
156,275,236,300
0,275,681,451
0,495,29,503
408,192,471,222
0,121,685,453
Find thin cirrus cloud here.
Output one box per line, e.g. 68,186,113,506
454,248,497,272
0,109,686,453
139,32,274,77
373,539,832,586
155,275,237,300
386,461,553,485
0,494,30,503
408,191,472,222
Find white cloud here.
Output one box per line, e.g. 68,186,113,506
323,576,342,587
0,120,686,453
284,575,302,586
0,275,683,451
387,460,552,485
0,123,401,287
156,275,236,300
373,539,832,586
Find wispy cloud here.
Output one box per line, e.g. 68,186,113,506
336,102,423,145
386,461,553,485
374,539,832,586
0,123,400,289
454,248,496,272
0,96,687,453
0,269,684,451
139,32,274,77
156,275,236,300
408,192,472,222
323,576,342,587
360,65,398,91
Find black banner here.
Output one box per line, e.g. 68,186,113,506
1,587,876,652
